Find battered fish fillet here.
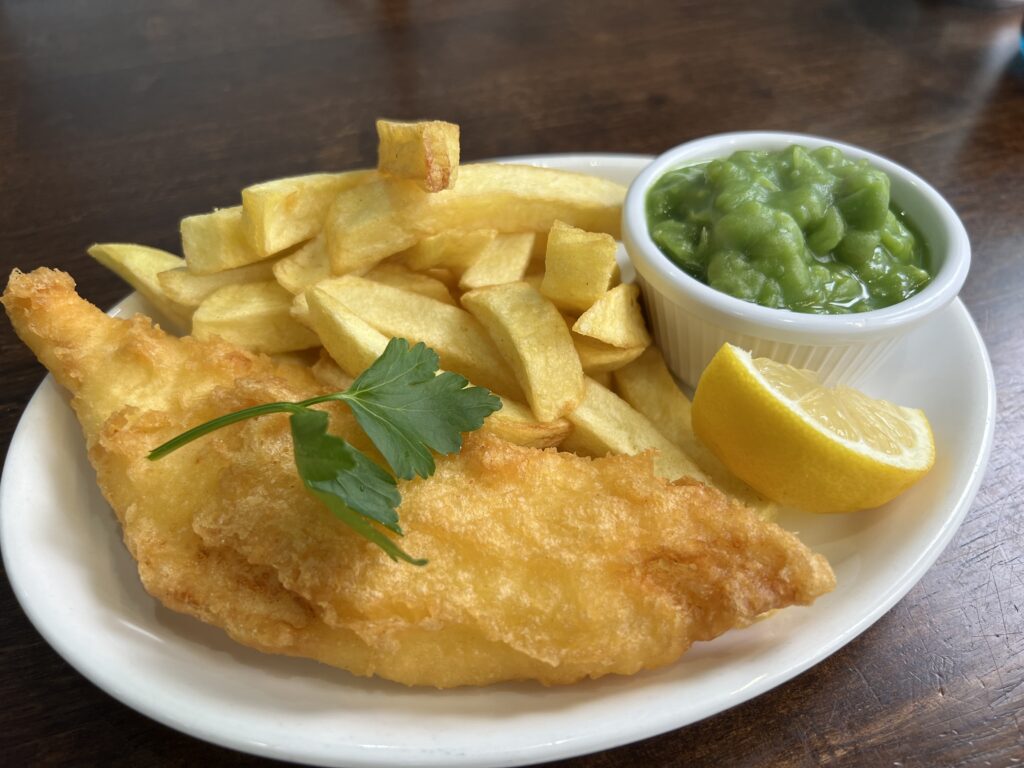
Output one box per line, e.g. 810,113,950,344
4,268,836,687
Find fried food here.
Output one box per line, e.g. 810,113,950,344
376,119,460,192
3,268,835,687
180,206,260,274
191,280,320,354
325,164,625,275
87,243,192,330
540,220,620,313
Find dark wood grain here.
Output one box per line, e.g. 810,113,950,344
2,1,1022,765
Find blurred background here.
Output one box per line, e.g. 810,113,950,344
1,1,1022,766
1,0,1021,310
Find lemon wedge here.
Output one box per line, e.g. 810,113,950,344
691,343,935,513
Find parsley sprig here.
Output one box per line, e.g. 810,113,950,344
148,338,502,565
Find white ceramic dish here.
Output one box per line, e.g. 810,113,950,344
622,133,971,387
0,154,995,768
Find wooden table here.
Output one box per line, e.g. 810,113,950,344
2,1,1021,765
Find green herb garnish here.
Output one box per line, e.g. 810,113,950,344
148,338,502,565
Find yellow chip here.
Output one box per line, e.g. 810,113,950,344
326,164,625,275
571,330,645,374
365,263,456,305
311,275,522,400
461,282,584,422
305,285,389,377
87,243,192,329
398,229,498,272
158,258,279,307
481,398,571,449
310,349,355,392
572,283,651,349
181,206,264,275
306,283,565,449
376,119,460,193
191,281,319,354
458,233,536,291
242,171,374,258
272,235,331,295
561,377,707,483
540,220,620,313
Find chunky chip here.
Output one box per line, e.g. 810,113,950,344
309,275,522,400
326,164,625,275
242,171,374,258
191,281,319,354
272,235,331,295
87,243,192,329
309,350,355,392
540,220,620,313
364,263,456,305
158,258,279,307
376,119,460,193
459,233,535,291
561,377,707,483
572,283,652,349
399,229,497,272
305,284,566,449
305,285,391,377
181,206,262,275
571,330,645,374
480,398,571,449
462,281,584,422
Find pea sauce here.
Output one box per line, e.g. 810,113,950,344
646,146,931,314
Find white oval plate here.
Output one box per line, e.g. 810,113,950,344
0,155,996,767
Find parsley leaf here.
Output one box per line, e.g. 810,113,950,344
290,409,424,565
289,408,401,532
147,338,502,565
340,339,503,480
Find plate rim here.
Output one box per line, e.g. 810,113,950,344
0,152,998,767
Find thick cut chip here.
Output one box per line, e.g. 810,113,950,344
541,220,620,313
290,291,312,326
192,281,319,354
305,285,389,378
364,263,456,305
572,283,652,349
242,171,374,258
158,258,279,307
613,347,776,518
273,235,331,295
480,398,571,449
326,164,625,275
613,348,695,450
523,273,545,292
462,282,584,422
310,275,522,400
87,243,192,329
305,285,564,449
376,119,460,193
572,331,645,374
459,233,536,291
310,349,355,391
561,377,707,483
399,229,497,272
181,206,262,275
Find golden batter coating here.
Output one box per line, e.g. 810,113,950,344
4,268,834,687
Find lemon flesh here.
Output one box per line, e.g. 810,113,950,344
691,344,935,513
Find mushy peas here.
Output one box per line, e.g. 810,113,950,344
646,145,931,314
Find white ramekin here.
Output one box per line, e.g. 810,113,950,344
622,132,971,387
